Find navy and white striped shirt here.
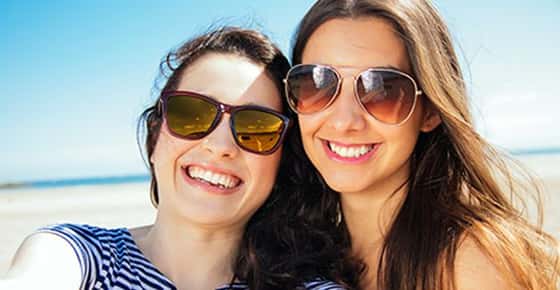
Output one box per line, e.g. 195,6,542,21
39,224,345,290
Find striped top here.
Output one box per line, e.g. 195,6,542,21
39,224,345,290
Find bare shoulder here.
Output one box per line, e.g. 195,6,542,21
454,235,510,290
1,232,82,289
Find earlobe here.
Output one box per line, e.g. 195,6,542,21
420,107,442,133
149,144,157,164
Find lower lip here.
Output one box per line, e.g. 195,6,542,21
182,168,240,195
322,141,379,164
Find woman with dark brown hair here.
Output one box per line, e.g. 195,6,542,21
284,1,560,289
1,27,349,290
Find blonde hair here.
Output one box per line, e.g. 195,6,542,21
411,2,560,287
291,0,560,289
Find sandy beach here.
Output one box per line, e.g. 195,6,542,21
0,182,156,275
0,154,558,276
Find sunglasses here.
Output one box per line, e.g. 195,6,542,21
284,64,422,125
160,91,291,155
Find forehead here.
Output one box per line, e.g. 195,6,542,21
301,17,411,74
176,53,281,110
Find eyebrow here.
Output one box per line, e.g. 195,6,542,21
375,65,401,70
322,63,404,71
352,65,403,71
238,100,277,108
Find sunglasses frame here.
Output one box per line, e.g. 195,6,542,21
160,90,291,155
284,64,423,126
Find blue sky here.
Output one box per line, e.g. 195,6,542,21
1,1,559,183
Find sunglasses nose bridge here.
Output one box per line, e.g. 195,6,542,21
323,79,368,132
334,73,361,107
218,103,231,114
213,103,233,128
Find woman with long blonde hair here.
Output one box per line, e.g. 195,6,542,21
284,0,560,289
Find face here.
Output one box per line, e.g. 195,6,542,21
299,17,439,196
151,53,283,228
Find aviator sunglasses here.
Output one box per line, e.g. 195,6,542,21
284,64,423,125
160,91,291,155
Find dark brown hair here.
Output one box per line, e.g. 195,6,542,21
291,1,559,290
138,26,356,289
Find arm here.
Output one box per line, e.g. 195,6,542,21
0,232,82,289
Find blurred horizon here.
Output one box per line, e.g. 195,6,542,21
1,1,559,184
1,148,559,188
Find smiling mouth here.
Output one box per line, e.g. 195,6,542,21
326,141,376,158
184,166,242,189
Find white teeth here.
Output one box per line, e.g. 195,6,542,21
219,175,227,187
204,171,212,181
187,166,240,189
360,146,368,155
328,142,373,158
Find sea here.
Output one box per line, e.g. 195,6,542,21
1,148,558,190
0,174,150,190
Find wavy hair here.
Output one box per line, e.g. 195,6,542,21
291,1,560,289
137,26,356,289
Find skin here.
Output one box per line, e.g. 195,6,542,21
298,17,507,289
1,53,284,290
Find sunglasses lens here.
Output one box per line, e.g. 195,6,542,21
286,65,338,113
356,70,416,124
233,110,285,153
166,95,217,139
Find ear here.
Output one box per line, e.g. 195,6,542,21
149,139,159,165
420,103,441,133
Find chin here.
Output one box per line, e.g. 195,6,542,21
185,211,241,226
324,177,371,194
173,203,238,224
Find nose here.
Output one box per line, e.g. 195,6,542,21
201,116,239,158
325,76,367,132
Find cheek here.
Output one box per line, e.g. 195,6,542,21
298,115,319,143
383,112,424,154
151,130,197,176
251,150,281,179
297,115,327,159
245,150,282,197
386,127,419,150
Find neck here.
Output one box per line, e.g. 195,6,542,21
340,166,410,289
133,213,244,290
341,184,406,255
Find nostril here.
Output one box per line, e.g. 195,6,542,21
327,103,368,132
